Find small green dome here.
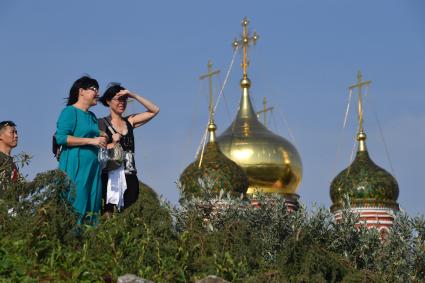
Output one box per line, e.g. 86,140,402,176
179,141,249,202
330,149,399,211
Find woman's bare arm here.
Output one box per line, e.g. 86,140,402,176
118,90,160,128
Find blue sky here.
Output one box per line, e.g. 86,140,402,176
0,1,424,215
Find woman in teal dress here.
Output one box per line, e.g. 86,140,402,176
55,76,107,224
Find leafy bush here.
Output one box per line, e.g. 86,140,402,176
0,169,424,282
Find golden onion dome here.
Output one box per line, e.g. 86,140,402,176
216,76,302,195
215,17,302,196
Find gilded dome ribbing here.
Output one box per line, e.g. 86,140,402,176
216,84,302,195
216,18,302,196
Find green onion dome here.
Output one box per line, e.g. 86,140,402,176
330,133,399,212
179,132,249,202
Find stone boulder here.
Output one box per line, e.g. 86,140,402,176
117,274,154,283
195,275,230,283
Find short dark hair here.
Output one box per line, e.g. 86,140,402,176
0,121,16,130
99,83,125,107
67,76,99,106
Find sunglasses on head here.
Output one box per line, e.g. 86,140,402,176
0,121,16,130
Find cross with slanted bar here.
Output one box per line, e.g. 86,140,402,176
199,60,220,124
232,17,259,78
256,97,274,128
348,70,371,133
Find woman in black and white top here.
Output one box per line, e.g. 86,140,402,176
98,83,159,213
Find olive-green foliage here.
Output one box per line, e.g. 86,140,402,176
0,170,424,282
0,169,78,282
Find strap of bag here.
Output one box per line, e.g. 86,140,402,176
103,118,117,135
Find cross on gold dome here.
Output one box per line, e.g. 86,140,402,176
232,17,259,78
256,97,274,128
348,71,372,151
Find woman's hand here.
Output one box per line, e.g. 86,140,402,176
90,136,107,148
105,133,121,149
66,136,107,148
125,90,160,128
116,89,132,99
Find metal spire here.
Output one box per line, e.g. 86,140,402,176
256,97,274,128
199,60,220,142
348,70,372,151
232,17,259,81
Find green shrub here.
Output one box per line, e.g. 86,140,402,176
0,169,424,282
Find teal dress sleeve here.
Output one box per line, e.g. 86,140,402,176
56,106,77,145
56,106,77,175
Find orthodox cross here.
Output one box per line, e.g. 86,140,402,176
198,61,220,167
348,70,371,133
199,60,220,124
232,17,259,77
256,97,274,128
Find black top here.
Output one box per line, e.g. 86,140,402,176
98,117,137,175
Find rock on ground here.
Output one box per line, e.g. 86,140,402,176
117,274,154,283
195,275,230,283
